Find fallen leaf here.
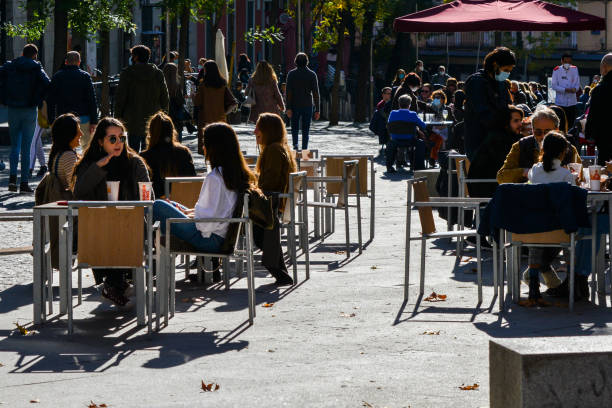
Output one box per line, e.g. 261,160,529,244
88,402,108,408
267,349,275,353
29,400,39,404
421,330,440,335
362,402,374,408
263,302,274,308
339,312,356,318
335,250,346,255
15,322,28,335
424,292,447,302
201,380,220,392
370,265,378,270
459,383,479,391
461,257,473,263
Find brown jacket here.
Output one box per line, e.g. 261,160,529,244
497,139,581,184
246,78,285,123
193,84,237,154
257,143,293,194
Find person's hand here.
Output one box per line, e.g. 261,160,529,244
313,111,320,120
286,109,292,118
96,154,112,167
89,124,96,135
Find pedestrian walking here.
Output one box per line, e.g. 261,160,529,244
46,51,98,150
585,53,612,165
551,53,580,129
29,103,49,177
285,53,320,151
114,45,169,152
193,60,237,155
163,51,194,139
0,43,50,192
464,47,515,161
245,60,285,123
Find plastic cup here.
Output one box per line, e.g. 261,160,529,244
568,163,582,175
138,181,153,201
106,181,120,201
589,165,602,191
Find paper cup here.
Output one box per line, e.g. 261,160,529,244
106,181,120,201
138,182,153,201
589,165,603,191
568,163,582,175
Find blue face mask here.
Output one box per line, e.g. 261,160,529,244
399,74,405,80
495,71,510,82
432,98,441,107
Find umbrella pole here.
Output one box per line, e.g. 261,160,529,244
476,31,481,72
446,34,449,71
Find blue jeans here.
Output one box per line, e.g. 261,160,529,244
153,200,224,252
575,214,610,277
291,106,313,150
8,106,37,182
385,137,426,170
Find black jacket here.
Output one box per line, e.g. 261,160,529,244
286,66,320,111
464,69,511,161
467,128,521,198
140,143,196,197
46,65,98,123
0,56,50,108
586,71,612,165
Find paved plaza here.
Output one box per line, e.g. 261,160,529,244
0,122,611,407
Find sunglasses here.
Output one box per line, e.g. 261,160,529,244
108,135,127,144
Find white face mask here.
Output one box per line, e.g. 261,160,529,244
563,63,570,69
410,86,419,92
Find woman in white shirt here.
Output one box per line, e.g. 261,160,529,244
528,131,575,185
153,122,257,253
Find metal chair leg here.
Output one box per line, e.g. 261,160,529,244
419,237,426,295
223,258,230,290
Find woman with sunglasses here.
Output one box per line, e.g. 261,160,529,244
72,117,152,306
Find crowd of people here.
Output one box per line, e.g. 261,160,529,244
371,46,612,303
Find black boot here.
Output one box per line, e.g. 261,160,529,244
36,165,47,177
546,275,587,301
269,268,294,286
577,275,589,300
19,182,33,194
8,175,17,192
528,275,542,301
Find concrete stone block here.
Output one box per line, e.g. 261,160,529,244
413,168,440,197
490,337,612,408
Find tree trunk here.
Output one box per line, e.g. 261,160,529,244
329,16,345,126
170,15,178,51
354,8,375,123
53,4,68,74
100,30,111,117
178,5,190,90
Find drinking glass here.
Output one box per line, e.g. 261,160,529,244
442,109,448,120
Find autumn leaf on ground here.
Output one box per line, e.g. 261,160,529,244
335,250,346,255
421,330,440,335
370,265,378,270
362,402,374,408
29,399,39,404
459,383,479,391
339,312,356,318
201,380,220,392
88,402,108,408
263,302,274,308
461,257,473,263
424,292,447,302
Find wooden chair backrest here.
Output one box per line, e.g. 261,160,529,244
169,181,203,208
77,206,144,267
512,229,570,244
325,157,368,195
412,180,436,235
282,172,306,223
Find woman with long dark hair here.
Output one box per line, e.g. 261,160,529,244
153,122,257,256
140,111,196,197
72,117,151,306
48,113,82,189
254,113,296,285
246,60,285,123
193,60,237,155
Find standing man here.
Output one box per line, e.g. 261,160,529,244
46,51,98,150
551,53,580,129
585,53,612,165
431,65,450,87
286,52,320,151
414,60,430,85
0,44,50,192
115,45,169,152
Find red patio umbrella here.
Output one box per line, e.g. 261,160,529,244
394,0,606,32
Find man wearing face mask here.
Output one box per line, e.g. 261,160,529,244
431,65,450,87
391,72,425,112
585,53,612,165
551,53,580,130
414,60,430,85
464,47,515,161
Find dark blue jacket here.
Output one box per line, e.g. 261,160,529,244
464,69,511,161
478,183,589,237
0,56,50,108
46,65,98,123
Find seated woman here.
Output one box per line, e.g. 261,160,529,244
153,121,257,259
72,117,152,306
524,131,575,304
254,113,296,286
140,111,196,198
425,89,454,165
49,113,82,190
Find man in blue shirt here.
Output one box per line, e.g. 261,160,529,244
386,94,426,173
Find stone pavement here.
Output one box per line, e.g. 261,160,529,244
0,122,611,407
